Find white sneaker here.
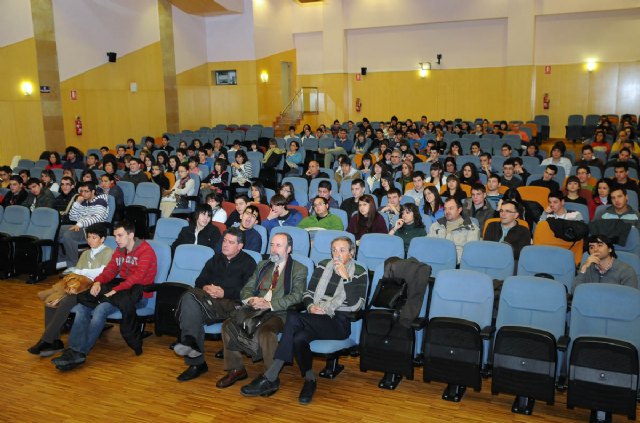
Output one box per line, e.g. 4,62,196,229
62,267,76,275
55,261,67,270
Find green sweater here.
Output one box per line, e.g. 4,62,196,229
393,223,427,253
297,213,344,231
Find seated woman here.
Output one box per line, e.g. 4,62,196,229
284,140,304,176
205,192,228,224
444,157,457,176
28,223,114,357
150,163,170,192
590,178,611,219
366,161,386,192
396,161,414,192
40,169,59,193
278,181,299,206
240,236,367,404
458,162,480,186
346,194,388,244
99,173,124,222
229,150,252,199
46,151,63,170
250,181,268,205
160,164,196,217
441,174,467,202
388,203,427,253
359,153,374,177
427,162,447,192
372,174,394,205
423,186,445,220
563,175,589,206
200,158,228,201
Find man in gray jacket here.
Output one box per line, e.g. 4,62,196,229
428,197,480,263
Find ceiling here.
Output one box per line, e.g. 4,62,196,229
167,0,243,17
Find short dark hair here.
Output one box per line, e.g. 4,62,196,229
351,178,365,188
224,227,245,246
194,203,213,218
546,164,558,174
614,161,629,171
548,190,564,201
471,183,486,193
77,181,96,192
444,197,463,209
587,234,617,258
114,220,136,234
412,171,425,180
9,175,22,185
503,158,515,167
85,223,107,239
387,188,401,197
234,193,250,203
26,177,41,187
318,180,332,191
270,194,288,207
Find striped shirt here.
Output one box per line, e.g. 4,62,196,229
68,193,109,228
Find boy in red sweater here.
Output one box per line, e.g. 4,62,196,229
52,221,157,370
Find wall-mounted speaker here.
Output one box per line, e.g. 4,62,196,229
361,67,367,75
107,52,117,63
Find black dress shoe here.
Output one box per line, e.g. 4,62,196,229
240,375,280,397
298,379,317,405
177,362,208,382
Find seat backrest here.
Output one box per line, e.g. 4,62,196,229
25,208,59,240
242,248,263,265
460,240,514,281
357,233,405,270
310,230,356,264
0,205,30,236
407,236,456,277
291,253,315,286
0,206,3,224
270,226,310,257
496,276,567,341
132,182,161,209
153,217,189,246
562,202,589,224
532,220,583,266
146,239,171,284
517,245,575,292
254,224,268,254
116,181,135,206
429,269,494,329
616,251,640,289
281,177,308,202
517,185,550,209
570,284,640,354
167,244,214,285
329,207,348,230
309,178,338,198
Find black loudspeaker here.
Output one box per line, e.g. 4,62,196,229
361,67,367,75
107,52,117,63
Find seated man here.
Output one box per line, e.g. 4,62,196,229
216,233,307,389
500,159,523,189
463,183,494,231
334,156,362,186
303,160,329,183
404,171,426,205
28,223,114,357
529,165,560,192
574,165,595,192
218,204,262,253
25,177,56,210
485,175,503,209
304,180,338,215
609,161,639,195
173,228,257,381
121,158,149,187
378,188,402,230
224,194,249,228
298,196,344,232
483,200,531,260
0,165,11,189
540,191,583,222
51,221,157,370
1,175,28,207
594,186,640,228
54,176,78,223
575,144,605,173
428,197,480,263
340,179,365,218
262,195,303,234
573,234,637,292
171,203,221,255
240,236,367,404
57,181,109,271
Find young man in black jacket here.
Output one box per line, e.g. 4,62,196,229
172,227,257,382
171,204,221,255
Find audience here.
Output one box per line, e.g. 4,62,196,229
428,197,480,263
346,194,388,243
483,200,531,260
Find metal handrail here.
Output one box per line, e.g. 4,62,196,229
281,86,319,120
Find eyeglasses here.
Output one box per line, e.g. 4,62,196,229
243,212,258,219
498,209,517,214
313,202,327,208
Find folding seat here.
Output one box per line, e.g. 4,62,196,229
357,233,404,271
360,261,431,389
0,206,31,278
11,208,60,283
246,151,263,180
153,244,214,337
171,174,201,218
562,202,589,224
517,245,576,293
260,127,274,139
124,182,161,239
533,220,584,266
153,217,189,247
107,240,172,328
492,276,568,415
17,159,35,169
616,251,640,289
423,269,494,402
116,181,135,207
253,224,268,254
565,115,584,141
269,226,310,257
281,177,308,203
241,248,262,265
407,237,456,277
310,262,368,378
329,207,348,229
309,230,355,264
459,240,514,281
567,284,640,422
502,135,522,151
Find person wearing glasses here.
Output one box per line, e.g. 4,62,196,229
56,181,109,271
217,204,262,253
483,200,530,260
298,196,344,233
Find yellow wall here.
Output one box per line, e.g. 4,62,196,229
297,73,349,130
0,38,46,164
60,42,167,150
534,62,640,138
256,49,297,126
176,63,211,130
207,60,258,126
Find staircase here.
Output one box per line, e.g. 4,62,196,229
273,86,319,136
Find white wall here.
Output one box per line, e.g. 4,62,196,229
205,0,255,62
0,0,34,47
535,8,640,65
294,32,323,75
347,19,507,73
173,5,207,74
252,0,294,58
52,0,160,81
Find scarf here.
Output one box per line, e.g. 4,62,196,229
263,147,285,164
312,259,355,317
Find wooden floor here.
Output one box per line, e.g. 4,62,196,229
1,275,636,423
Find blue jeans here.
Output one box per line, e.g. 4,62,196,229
68,298,148,355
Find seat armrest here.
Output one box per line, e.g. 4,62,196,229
411,317,428,330
480,325,495,340
344,310,364,321
557,335,570,351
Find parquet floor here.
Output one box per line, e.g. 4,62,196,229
0,274,635,423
